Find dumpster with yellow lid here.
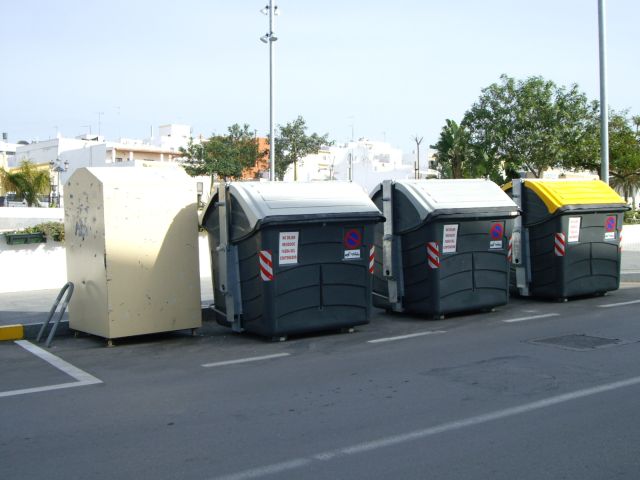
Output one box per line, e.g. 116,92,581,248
504,179,629,299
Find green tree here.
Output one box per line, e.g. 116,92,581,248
273,116,332,180
461,75,598,181
0,160,50,207
180,124,260,184
608,111,640,206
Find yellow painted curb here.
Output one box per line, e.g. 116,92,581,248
0,324,24,341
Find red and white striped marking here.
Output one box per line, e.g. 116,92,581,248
369,246,375,274
507,235,513,263
259,250,274,281
427,242,440,269
554,233,566,257
619,234,623,252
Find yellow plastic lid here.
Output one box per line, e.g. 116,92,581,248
524,180,626,213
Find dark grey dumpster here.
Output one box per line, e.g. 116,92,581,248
371,179,519,318
505,179,629,300
201,181,384,339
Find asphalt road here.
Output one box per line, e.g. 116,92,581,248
2,285,640,480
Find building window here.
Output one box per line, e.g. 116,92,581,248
115,157,123,163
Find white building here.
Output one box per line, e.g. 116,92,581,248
0,139,17,170
284,139,414,193
8,125,193,206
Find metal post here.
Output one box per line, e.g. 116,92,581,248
268,1,277,181
413,136,423,179
348,152,353,182
598,0,609,184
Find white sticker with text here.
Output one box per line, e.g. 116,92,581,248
279,232,299,265
442,225,458,253
344,249,361,260
568,217,581,243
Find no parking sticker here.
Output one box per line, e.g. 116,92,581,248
343,228,362,260
344,228,362,249
489,222,504,249
605,215,617,240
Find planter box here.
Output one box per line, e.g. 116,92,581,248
4,232,47,245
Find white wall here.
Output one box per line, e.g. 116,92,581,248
0,207,64,232
0,233,212,293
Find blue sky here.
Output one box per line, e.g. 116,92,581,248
1,0,638,153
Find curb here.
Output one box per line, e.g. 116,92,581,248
0,320,72,341
621,272,640,283
0,307,215,342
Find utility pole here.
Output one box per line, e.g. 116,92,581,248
598,0,609,183
413,135,423,179
260,1,278,181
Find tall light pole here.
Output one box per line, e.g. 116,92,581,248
261,1,278,181
598,0,609,183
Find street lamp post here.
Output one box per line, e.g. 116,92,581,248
49,158,69,208
598,0,609,184
260,1,278,181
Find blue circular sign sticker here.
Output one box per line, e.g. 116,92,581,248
605,216,616,232
344,229,362,248
490,223,504,240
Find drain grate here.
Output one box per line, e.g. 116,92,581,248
531,334,621,351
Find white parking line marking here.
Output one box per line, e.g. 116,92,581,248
502,313,560,323
202,353,290,368
211,374,640,480
367,330,446,344
598,299,640,308
0,341,102,399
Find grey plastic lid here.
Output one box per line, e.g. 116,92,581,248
371,179,519,231
203,181,383,235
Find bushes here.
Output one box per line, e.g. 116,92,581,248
9,222,65,242
624,210,640,225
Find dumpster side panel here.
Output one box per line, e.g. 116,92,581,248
244,223,372,337
400,222,439,315
399,218,512,317
528,212,622,298
527,217,562,297
564,212,622,296
237,232,270,333
371,219,390,308
440,219,511,314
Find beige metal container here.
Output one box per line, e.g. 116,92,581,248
64,167,201,340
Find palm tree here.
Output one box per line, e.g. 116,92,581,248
632,115,640,136
0,160,51,207
431,119,474,178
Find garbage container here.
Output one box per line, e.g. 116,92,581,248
505,179,629,299
201,181,384,339
370,179,519,318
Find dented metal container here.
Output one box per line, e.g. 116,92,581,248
64,167,201,340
